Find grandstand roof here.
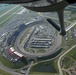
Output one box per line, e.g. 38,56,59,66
14,51,23,57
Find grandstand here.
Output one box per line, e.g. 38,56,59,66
9,47,23,60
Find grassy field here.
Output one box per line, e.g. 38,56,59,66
67,31,71,43
29,60,58,74
0,69,12,75
62,56,71,66
67,47,76,60
0,54,27,69
67,37,76,47
62,47,76,69
65,25,76,47
37,49,46,53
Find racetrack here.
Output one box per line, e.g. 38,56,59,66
15,20,62,58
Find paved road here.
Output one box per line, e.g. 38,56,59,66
66,21,76,32
25,62,33,75
57,45,76,75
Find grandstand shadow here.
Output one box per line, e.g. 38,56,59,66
21,57,28,65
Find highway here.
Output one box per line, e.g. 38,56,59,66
66,20,76,32
57,45,76,75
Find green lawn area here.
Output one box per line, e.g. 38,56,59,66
67,31,71,43
29,60,58,74
67,38,76,47
0,69,11,75
74,24,76,27
67,47,76,60
37,49,46,53
0,55,27,69
63,71,67,75
66,25,76,47
62,47,76,69
62,56,71,67
64,60,74,69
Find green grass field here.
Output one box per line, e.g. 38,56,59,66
0,54,27,69
37,49,46,53
0,69,12,75
62,47,76,69
29,60,58,74
62,56,71,65
65,25,76,47
67,31,71,43
67,47,76,60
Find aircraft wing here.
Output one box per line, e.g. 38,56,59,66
24,1,68,12
0,0,75,36
0,0,75,12
0,0,40,4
